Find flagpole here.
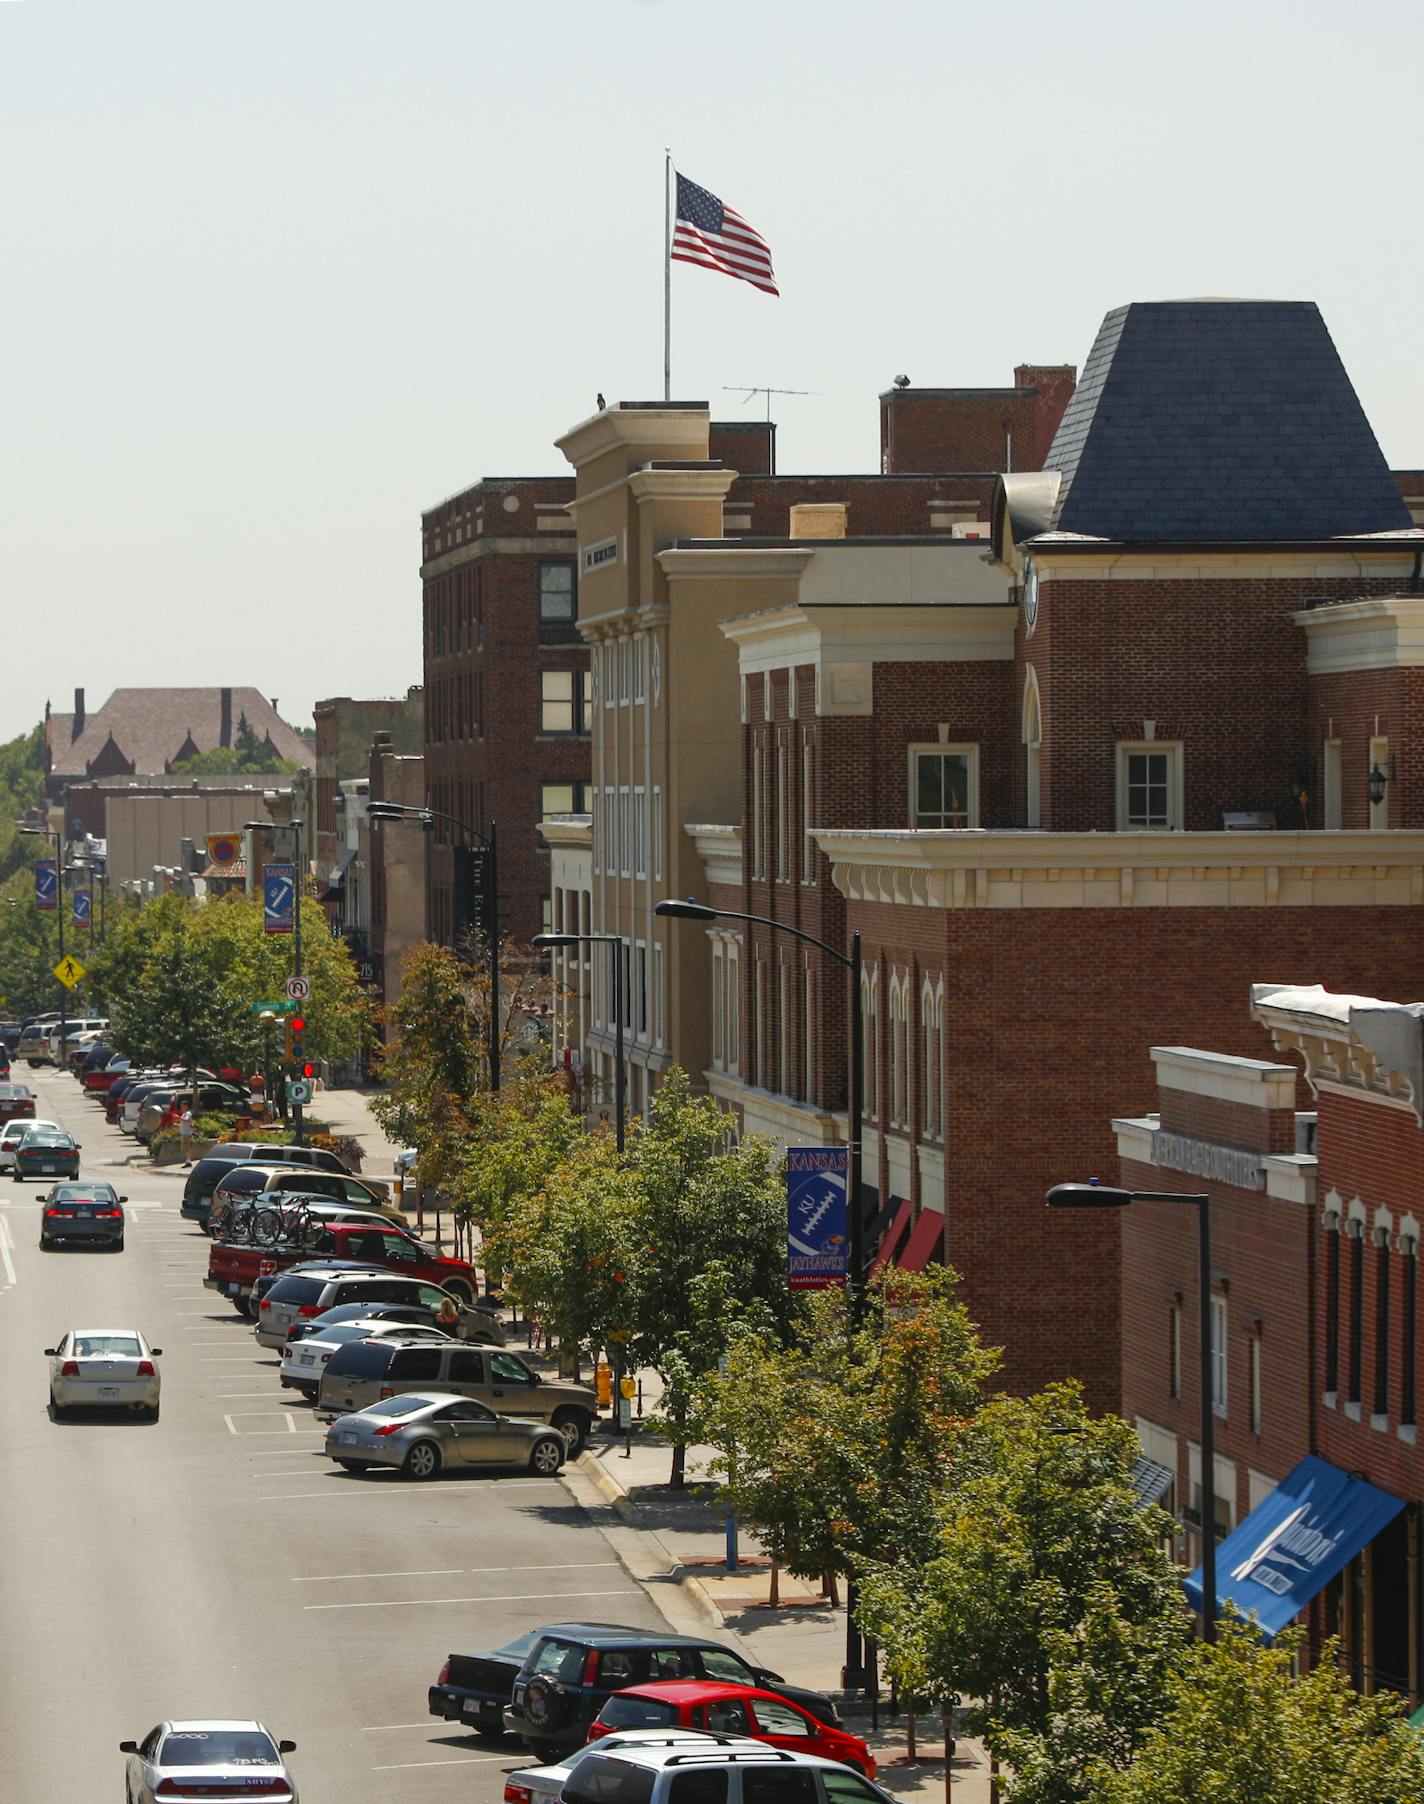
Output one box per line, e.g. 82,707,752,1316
663,149,672,402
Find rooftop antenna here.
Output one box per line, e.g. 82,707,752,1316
721,385,818,476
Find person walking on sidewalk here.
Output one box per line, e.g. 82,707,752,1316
179,1107,196,1165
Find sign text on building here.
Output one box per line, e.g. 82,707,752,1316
1150,1129,1264,1191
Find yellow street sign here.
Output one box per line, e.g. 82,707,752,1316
53,954,87,989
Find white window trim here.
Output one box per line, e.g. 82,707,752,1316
776,743,788,882
801,738,815,885
726,943,740,1077
633,786,646,879
1116,741,1184,832
711,942,725,1069
1211,1294,1228,1418
908,742,980,830
1323,738,1342,830
653,787,663,881
1023,666,1042,830
619,787,631,877
862,969,879,1120
803,963,816,1104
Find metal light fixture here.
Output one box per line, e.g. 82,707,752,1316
1367,763,1389,810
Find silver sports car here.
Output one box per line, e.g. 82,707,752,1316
323,1389,567,1480
120,1719,298,1802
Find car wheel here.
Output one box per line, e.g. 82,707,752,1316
551,1409,588,1456
298,1385,318,1401
337,1458,372,1473
400,1439,441,1481
147,1403,160,1422
113,1238,125,1252
529,1436,564,1476
38,1236,50,1250
231,1297,252,1318
442,1278,474,1304
49,1395,66,1419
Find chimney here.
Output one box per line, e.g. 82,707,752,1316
73,688,85,744
788,502,847,540
220,687,233,748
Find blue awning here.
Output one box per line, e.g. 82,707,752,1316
1185,1454,1405,1640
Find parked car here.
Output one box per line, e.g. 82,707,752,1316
215,1217,482,1317
0,1020,24,1054
17,1015,60,1064
13,1125,81,1181
0,1081,36,1125
39,1180,127,1250
119,1720,298,1804
181,1143,352,1223
46,1325,161,1419
208,1164,395,1237
256,1261,495,1345
317,1339,597,1452
432,1624,838,1757
588,1682,875,1776
83,1054,131,1095
322,1389,568,1480
502,1733,779,1804
135,1082,251,1144
540,1740,894,1804
280,1318,452,1398
288,1296,504,1347
0,1116,60,1170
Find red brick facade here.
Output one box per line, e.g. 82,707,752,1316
878,365,1077,475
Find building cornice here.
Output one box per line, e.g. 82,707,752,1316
1026,546,1422,584
1293,595,1424,673
659,545,814,581
555,407,712,470
629,467,737,507
1252,983,1424,1123
720,601,1017,671
539,814,593,851
420,533,575,580
685,822,743,890
815,828,1424,911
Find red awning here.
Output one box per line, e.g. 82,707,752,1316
869,1198,914,1277
201,859,247,879
898,1207,946,1273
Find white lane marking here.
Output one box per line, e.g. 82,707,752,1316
372,1756,510,1770
256,1482,561,1500
293,1568,464,1583
305,1587,630,1611
247,1448,322,1457
224,1412,299,1435
0,1217,16,1287
361,1723,433,1732
214,1392,286,1399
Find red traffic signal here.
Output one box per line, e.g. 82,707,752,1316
290,1015,305,1036
301,1061,315,1079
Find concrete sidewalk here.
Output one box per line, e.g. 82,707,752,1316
574,1425,995,1803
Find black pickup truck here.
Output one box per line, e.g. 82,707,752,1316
428,1621,841,1754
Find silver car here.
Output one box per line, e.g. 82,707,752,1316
46,1326,161,1418
323,1390,567,1480
39,1180,127,1250
510,1731,770,1803
120,1719,298,1803
280,1319,452,1398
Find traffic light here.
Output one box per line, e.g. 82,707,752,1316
290,1013,305,1072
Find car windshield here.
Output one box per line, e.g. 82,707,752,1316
72,1335,142,1358
361,1396,430,1419
599,1697,677,1730
158,1730,279,1767
24,1132,69,1147
51,1185,117,1203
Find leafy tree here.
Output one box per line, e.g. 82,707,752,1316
369,943,484,1163
1094,1621,1424,1804
855,1384,1188,1803
106,908,234,1074
168,745,301,776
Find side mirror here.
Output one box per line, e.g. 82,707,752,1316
43,1348,56,1358
119,1196,128,1204
754,1667,785,1684
151,1348,163,1357
278,1740,297,1754
118,1740,138,1754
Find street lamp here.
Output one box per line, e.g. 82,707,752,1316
656,895,869,1690
20,823,68,1053
368,801,501,1094
246,818,306,1146
1046,1181,1218,1642
531,932,625,1152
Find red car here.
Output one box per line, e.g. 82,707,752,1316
587,1681,876,1777
0,1083,36,1125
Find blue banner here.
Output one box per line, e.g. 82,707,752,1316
72,890,91,930
34,860,57,912
263,862,296,935
786,1146,848,1290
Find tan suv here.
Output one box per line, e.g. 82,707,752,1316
315,1340,599,1453
210,1164,402,1235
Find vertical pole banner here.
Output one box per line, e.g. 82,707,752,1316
786,1145,849,1290
72,890,91,930
34,860,57,911
263,863,296,935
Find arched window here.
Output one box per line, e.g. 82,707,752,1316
889,974,909,1130
922,978,944,1140
861,970,879,1121
1023,666,1042,829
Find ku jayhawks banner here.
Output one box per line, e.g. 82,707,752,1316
34,860,57,912
786,1146,849,1290
263,863,295,935
72,889,91,930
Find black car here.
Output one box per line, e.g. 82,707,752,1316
430,1622,840,1754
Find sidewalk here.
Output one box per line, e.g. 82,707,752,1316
572,1423,996,1803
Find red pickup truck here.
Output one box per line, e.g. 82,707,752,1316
205,1220,480,1313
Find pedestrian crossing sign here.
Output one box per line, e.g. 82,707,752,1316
53,955,87,989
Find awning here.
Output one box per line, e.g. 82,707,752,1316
201,858,247,880
1131,1456,1175,1510
319,848,357,901
897,1207,946,1274
868,1198,913,1277
1185,1454,1405,1639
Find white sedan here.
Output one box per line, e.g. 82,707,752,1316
279,1318,451,1398
0,1117,59,1170
121,1720,299,1803
46,1326,161,1419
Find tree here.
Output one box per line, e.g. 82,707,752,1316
1094,1621,1424,1804
368,943,484,1166
855,1384,1188,1803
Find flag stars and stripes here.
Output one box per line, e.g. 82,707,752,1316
672,172,779,298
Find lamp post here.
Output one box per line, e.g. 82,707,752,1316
1046,1181,1218,1642
656,895,868,1687
530,931,624,1151
21,824,67,1056
246,817,305,1145
369,802,501,1094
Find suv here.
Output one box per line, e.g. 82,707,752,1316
182,1144,351,1223
209,1164,395,1235
553,1742,894,1804
17,1017,60,1065
255,1266,493,1346
317,1340,597,1453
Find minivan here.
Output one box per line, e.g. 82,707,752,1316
315,1339,598,1453
181,1143,352,1222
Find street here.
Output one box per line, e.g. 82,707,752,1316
0,1066,666,1802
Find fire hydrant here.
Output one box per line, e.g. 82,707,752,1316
596,1359,612,1407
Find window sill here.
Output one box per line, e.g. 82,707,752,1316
1398,1423,1418,1446
1343,1400,1362,1422
1322,1390,1337,1410
1370,1413,1390,1434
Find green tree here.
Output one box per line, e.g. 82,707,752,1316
1094,1621,1424,1804
106,908,234,1074
168,745,301,776
368,943,484,1164
856,1385,1188,1803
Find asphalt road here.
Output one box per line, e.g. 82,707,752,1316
0,1065,666,1802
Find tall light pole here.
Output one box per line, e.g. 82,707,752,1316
246,817,305,1146
369,802,501,1095
531,931,624,1151
20,824,67,1054
656,895,868,1688
1047,1181,1218,1642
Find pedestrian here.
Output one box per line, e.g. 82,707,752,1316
179,1106,196,1165
434,1294,461,1334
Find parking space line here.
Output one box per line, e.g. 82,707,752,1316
361,1722,432,1732
294,1559,617,1582
292,1568,464,1582
0,1217,16,1287
224,1411,299,1435
372,1756,509,1770
305,1586,630,1611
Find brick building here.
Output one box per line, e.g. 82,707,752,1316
1116,984,1422,1702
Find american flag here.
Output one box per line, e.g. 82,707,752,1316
671,172,778,297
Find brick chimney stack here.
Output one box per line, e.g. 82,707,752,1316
72,688,85,744
220,686,233,747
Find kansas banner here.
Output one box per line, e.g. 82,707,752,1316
72,889,91,930
34,859,57,912
786,1146,849,1290
263,862,296,935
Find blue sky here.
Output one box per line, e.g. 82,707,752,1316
2,0,1421,740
